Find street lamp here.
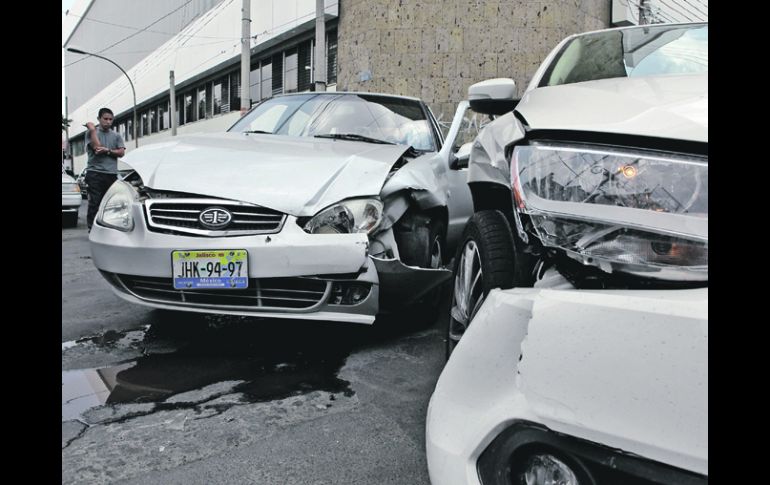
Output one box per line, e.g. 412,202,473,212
66,47,138,148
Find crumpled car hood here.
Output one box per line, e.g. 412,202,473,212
518,73,707,143
122,132,410,216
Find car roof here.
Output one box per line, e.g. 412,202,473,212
268,91,424,103
566,21,707,40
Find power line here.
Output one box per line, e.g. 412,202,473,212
62,10,242,40
655,0,699,22
680,0,709,18
64,1,194,69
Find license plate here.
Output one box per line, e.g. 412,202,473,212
172,250,248,289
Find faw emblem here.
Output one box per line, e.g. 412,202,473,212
199,207,232,229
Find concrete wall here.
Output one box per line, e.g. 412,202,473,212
337,0,610,120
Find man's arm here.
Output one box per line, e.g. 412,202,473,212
85,122,109,155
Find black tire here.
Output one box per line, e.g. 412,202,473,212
62,211,78,228
446,210,533,359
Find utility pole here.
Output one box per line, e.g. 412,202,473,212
65,96,72,172
170,70,177,136
639,0,650,24
314,0,326,92
240,0,251,114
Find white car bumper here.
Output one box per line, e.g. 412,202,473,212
426,286,708,485
90,204,379,324
62,193,82,212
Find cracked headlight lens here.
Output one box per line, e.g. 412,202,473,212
304,198,383,234
96,181,137,232
512,143,707,281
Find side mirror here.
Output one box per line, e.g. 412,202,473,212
450,142,472,170
468,78,519,115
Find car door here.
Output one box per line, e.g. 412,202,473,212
434,102,489,252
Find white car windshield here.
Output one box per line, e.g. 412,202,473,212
229,93,437,151
540,23,708,87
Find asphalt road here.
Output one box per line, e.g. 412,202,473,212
62,201,449,484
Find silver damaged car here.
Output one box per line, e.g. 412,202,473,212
89,92,483,324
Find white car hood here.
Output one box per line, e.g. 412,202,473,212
518,73,707,143
122,133,410,216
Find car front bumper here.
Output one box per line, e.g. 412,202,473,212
426,286,708,485
90,205,381,324
62,193,82,212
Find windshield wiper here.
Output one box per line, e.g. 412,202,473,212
314,133,395,145
243,130,273,134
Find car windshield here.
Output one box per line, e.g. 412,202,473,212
229,93,437,151
539,23,708,87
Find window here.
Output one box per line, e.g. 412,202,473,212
249,64,261,104
284,48,298,93
184,92,195,123
327,29,338,84
71,139,85,157
213,78,225,115
158,101,168,131
272,53,283,96
140,111,148,137
198,86,207,120
150,107,157,133
220,75,230,113
206,82,213,118
176,95,183,125
261,62,272,100
230,71,241,111
298,41,312,91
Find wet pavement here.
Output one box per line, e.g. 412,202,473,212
62,316,372,423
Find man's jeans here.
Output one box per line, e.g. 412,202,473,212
85,171,118,230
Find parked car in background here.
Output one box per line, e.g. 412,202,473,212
62,172,82,227
427,22,708,485
76,167,88,199
89,92,480,324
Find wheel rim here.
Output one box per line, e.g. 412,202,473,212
448,239,485,353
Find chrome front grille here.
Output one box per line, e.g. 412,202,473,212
115,274,331,311
144,198,286,236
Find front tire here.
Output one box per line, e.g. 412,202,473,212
62,211,78,228
446,210,532,359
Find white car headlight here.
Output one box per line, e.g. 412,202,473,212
304,198,383,234
512,143,707,281
96,181,137,231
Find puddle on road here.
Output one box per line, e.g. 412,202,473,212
62,317,360,422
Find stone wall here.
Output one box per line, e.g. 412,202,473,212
337,0,610,120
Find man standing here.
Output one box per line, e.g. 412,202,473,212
84,108,126,231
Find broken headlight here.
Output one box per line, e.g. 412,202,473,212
304,198,383,234
512,143,707,281
96,181,138,231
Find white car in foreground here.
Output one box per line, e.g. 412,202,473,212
427,23,707,484
89,92,479,324
62,172,82,228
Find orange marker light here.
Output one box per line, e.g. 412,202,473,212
620,165,638,178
